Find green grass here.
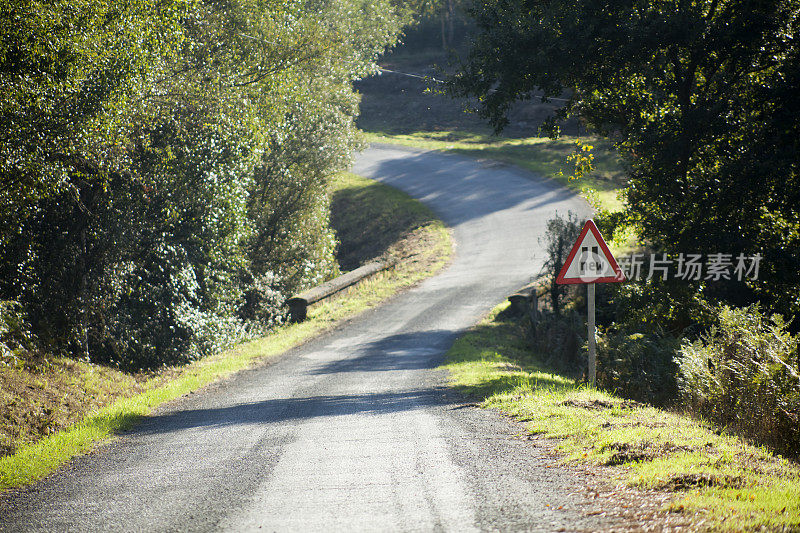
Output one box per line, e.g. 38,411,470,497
442,304,800,531
364,131,626,212
0,172,453,492
330,171,446,270
0,356,143,458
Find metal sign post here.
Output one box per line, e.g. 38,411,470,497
587,283,596,386
555,220,625,387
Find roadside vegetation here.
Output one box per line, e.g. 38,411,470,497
447,0,800,327
528,214,800,458
1,0,406,373
0,172,453,490
375,0,800,491
443,303,800,531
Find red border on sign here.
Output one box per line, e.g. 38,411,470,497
555,219,626,284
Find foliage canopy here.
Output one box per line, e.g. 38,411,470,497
0,0,405,369
448,0,800,320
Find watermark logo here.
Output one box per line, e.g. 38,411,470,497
618,253,762,281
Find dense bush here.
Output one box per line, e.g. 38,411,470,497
528,311,584,374
0,301,36,363
596,329,681,407
537,211,584,316
0,0,405,370
679,305,800,457
600,278,715,338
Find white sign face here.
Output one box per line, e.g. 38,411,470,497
556,220,625,285
562,231,615,280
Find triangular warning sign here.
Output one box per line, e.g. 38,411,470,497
556,220,626,284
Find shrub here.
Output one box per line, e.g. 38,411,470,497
0,0,406,370
529,310,585,374
538,212,584,316
596,329,681,406
238,271,287,330
598,269,716,338
0,301,36,364
678,305,800,457
88,243,249,371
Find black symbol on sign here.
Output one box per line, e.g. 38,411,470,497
579,246,603,274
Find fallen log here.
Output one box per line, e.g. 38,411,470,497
286,259,395,322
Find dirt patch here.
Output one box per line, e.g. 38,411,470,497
493,361,523,372
525,435,696,531
561,398,642,410
612,420,672,429
603,442,695,466
660,473,745,491
386,225,444,274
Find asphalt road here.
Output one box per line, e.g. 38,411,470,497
0,145,623,532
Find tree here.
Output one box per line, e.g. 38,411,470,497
448,0,800,320
539,212,584,316
0,0,405,369
394,0,470,50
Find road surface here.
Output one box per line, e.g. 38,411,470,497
1,145,629,532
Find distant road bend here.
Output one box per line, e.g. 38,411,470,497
0,144,632,532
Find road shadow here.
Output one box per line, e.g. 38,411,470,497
366,151,579,228
124,329,470,437
125,386,461,436
308,329,459,375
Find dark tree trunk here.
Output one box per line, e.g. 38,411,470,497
447,0,455,47
441,11,447,50
551,235,563,316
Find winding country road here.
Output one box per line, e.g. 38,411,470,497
0,145,630,532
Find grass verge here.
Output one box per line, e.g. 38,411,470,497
330,171,447,271
442,303,800,531
0,172,452,491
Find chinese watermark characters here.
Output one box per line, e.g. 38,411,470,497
617,253,762,282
